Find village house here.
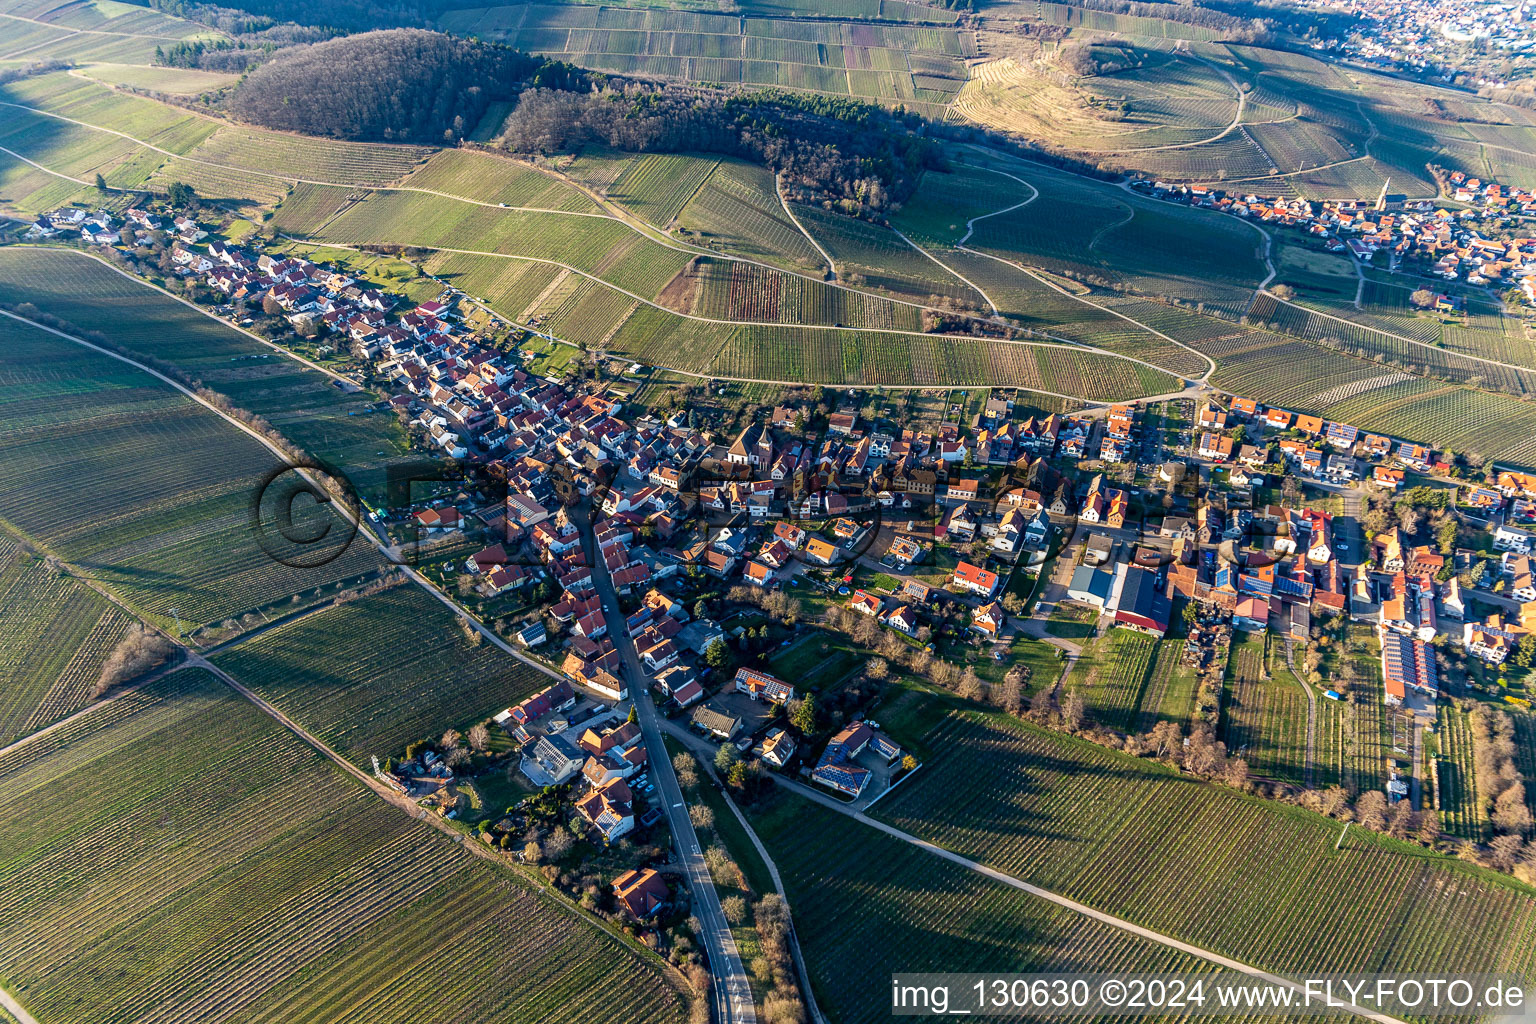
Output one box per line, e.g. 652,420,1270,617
811,722,873,796
734,666,795,704
952,561,1000,599
575,777,635,844
1380,631,1438,706
759,728,797,768
613,868,669,919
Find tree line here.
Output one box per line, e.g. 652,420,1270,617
500,84,944,216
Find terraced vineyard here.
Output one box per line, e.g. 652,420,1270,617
1218,638,1309,786
951,51,1240,154
0,534,132,744
211,586,550,766
421,249,569,319
610,152,719,227
441,3,972,116
1088,200,1265,317
0,669,688,1024
875,712,1536,980
0,75,263,209
0,71,433,211
676,157,829,272
2,70,218,152
401,147,599,212
0,313,380,631
0,0,213,42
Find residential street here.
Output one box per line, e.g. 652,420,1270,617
578,508,758,1024
659,721,827,1024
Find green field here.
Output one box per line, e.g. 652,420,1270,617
610,152,720,227
940,152,1264,317
875,710,1536,980
0,532,133,744
1132,638,1201,731
793,200,984,307
1069,627,1159,733
0,72,430,213
0,0,220,66
0,669,688,1024
1181,320,1536,466
402,147,600,213
1251,293,1536,397
77,63,242,96
394,243,1180,396
0,312,380,632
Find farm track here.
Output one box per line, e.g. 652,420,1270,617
775,171,836,279
0,142,93,186
0,97,1221,393
0,10,207,44
701,764,828,1024
773,775,1410,1024
890,225,998,313
948,53,1260,157
4,92,952,321
176,654,698,1004
0,985,37,1024
295,237,1195,400
1094,53,1249,155
962,246,1216,382
9,246,359,392
1261,287,1536,377
0,300,734,1024
915,154,1221,381
1117,175,1536,383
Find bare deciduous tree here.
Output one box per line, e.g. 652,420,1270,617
95,624,175,697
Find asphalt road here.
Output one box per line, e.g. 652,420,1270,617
577,509,757,1024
